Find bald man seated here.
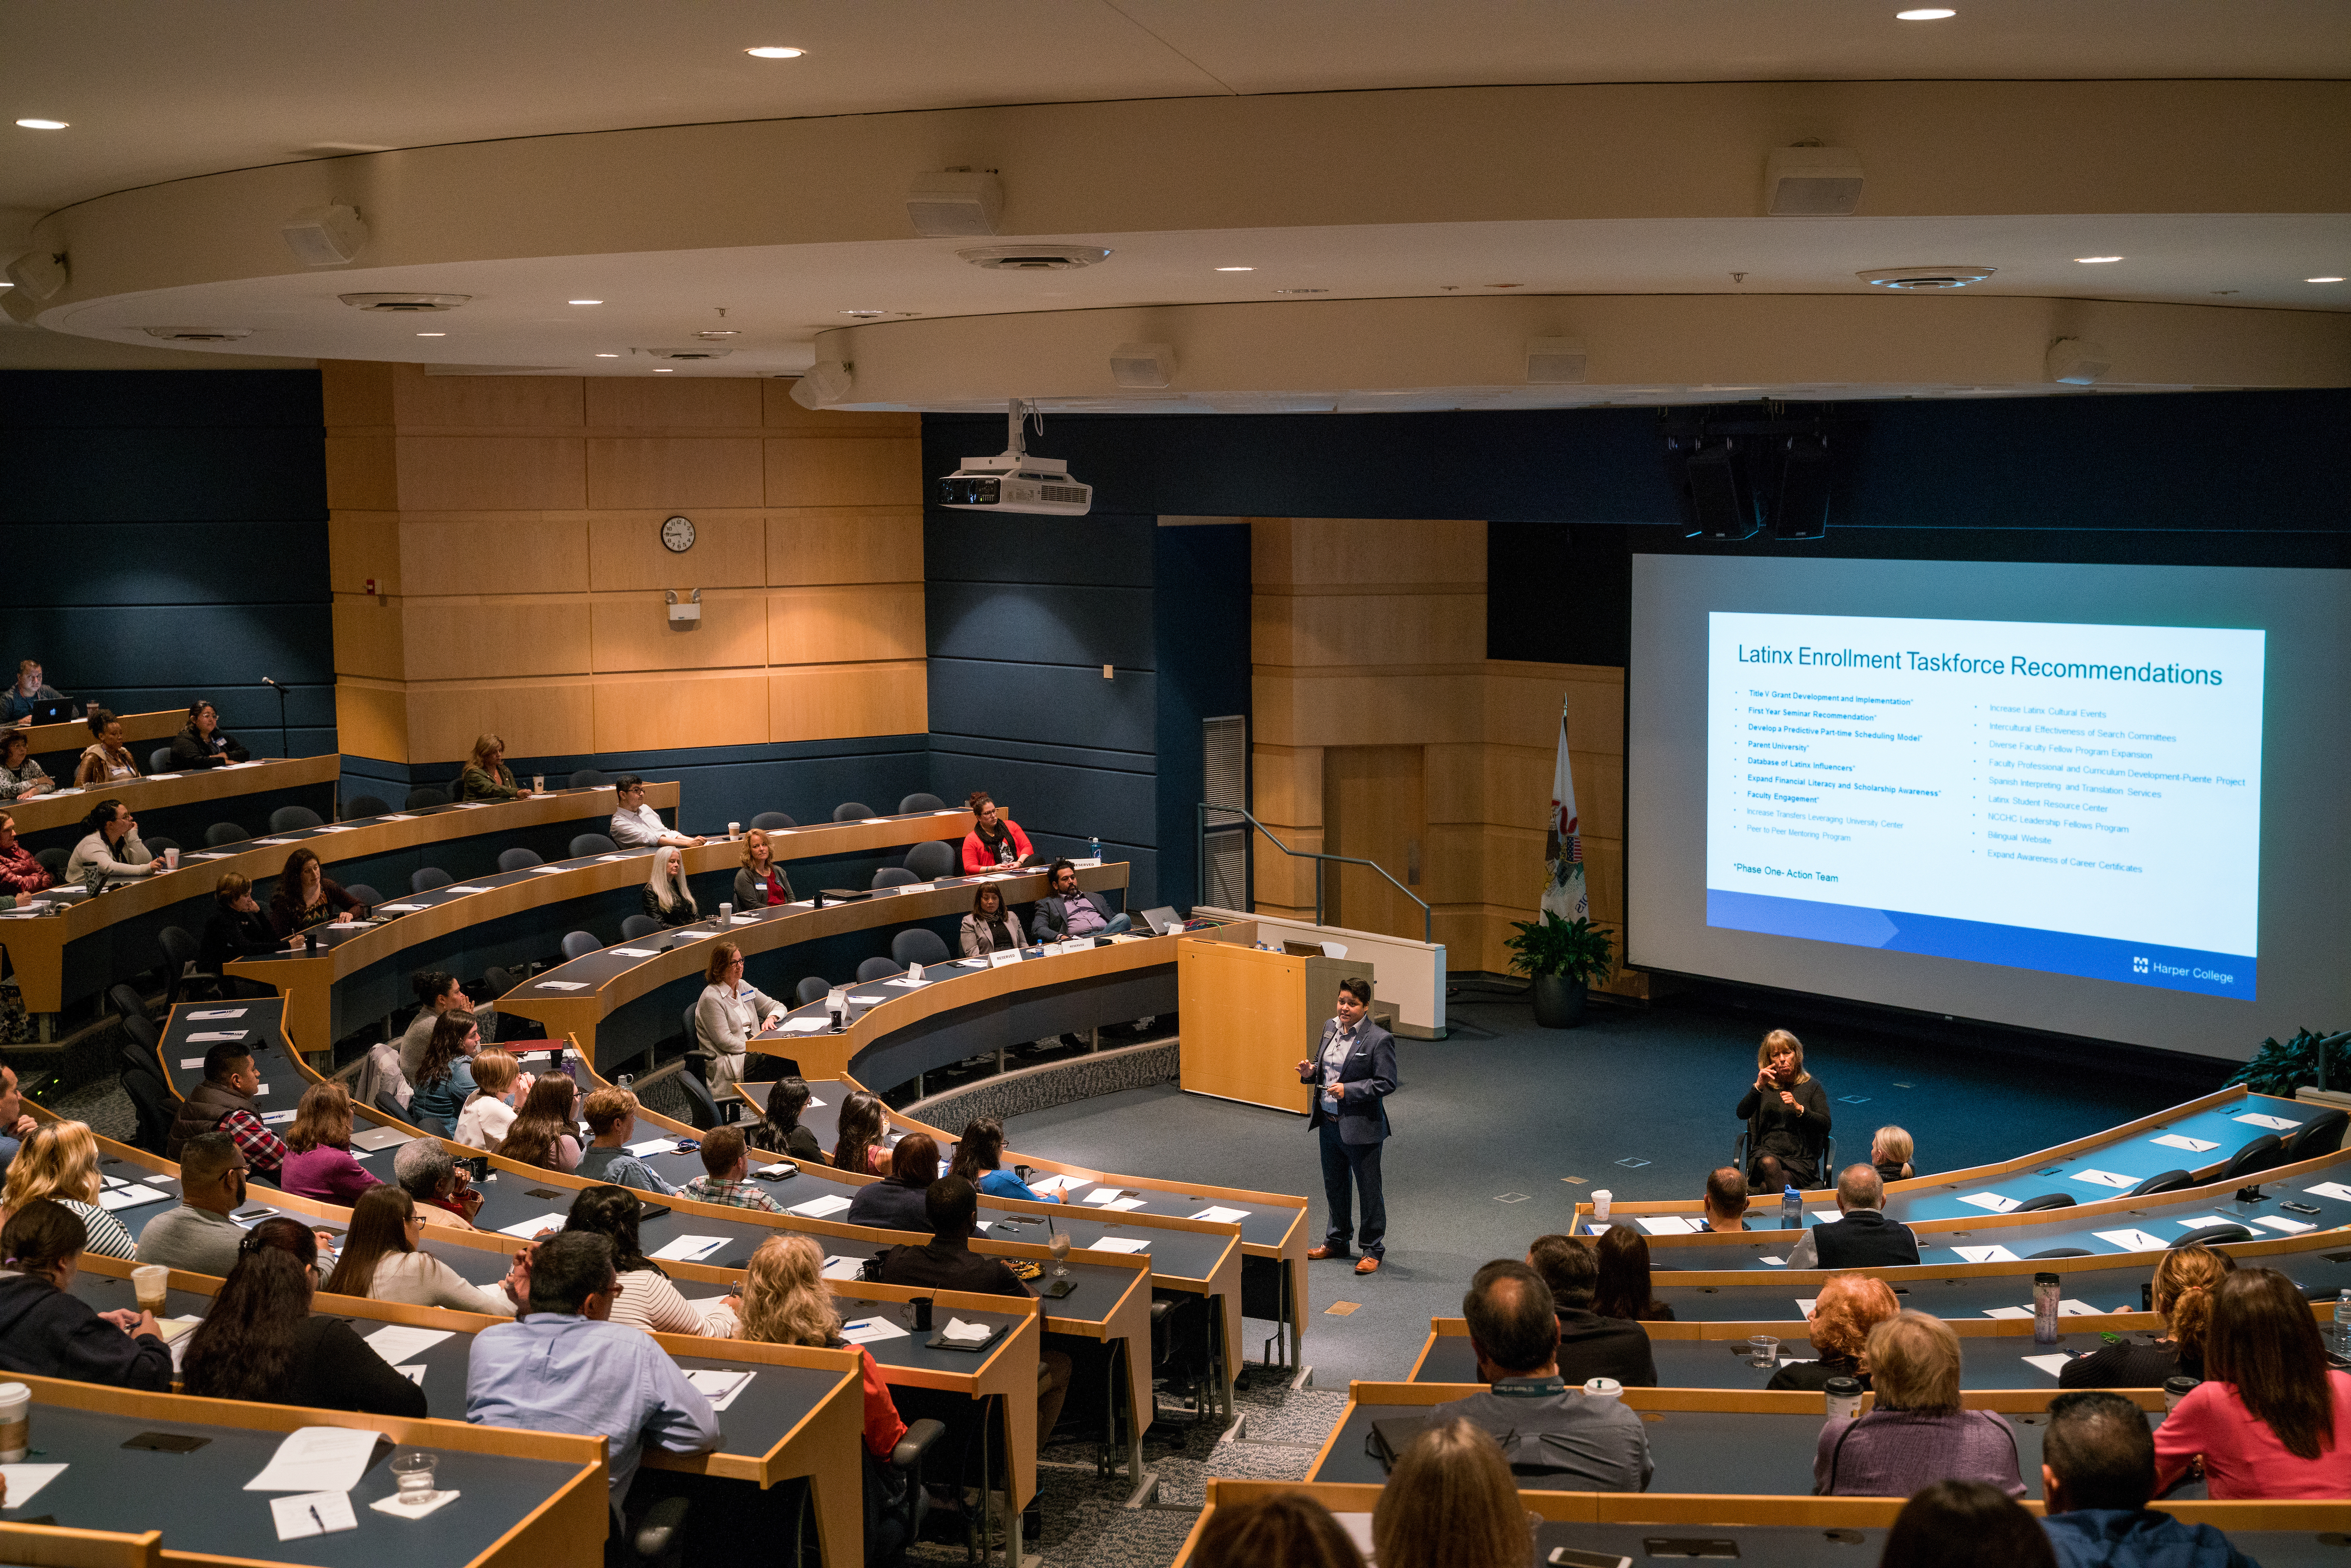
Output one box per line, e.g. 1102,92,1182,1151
1786,1164,1920,1270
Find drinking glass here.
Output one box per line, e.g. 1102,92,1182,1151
1048,1229,1072,1279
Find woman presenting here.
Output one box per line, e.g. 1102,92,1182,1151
1736,1028,1830,1192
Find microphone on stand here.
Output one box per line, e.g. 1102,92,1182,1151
260,677,289,760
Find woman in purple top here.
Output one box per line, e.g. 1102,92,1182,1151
1815,1311,2024,1498
276,1083,383,1206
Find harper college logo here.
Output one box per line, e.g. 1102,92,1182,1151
2132,955,2150,974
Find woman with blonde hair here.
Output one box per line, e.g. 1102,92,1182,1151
277,1082,382,1205
1872,1125,1916,1183
1770,1271,1899,1391
1193,1492,1364,1568
2061,1242,2231,1388
643,844,698,928
1815,1310,2023,1497
1735,1027,1831,1190
0,1121,135,1259
455,733,531,802
1373,1417,1526,1568
734,828,796,908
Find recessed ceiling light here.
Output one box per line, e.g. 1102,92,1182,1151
840,309,887,318
15,118,69,130
1272,288,1329,294
653,367,675,372
1895,7,1956,18
595,352,620,357
2074,256,2124,264
2309,276,2346,284
569,299,602,305
1215,266,1254,272
744,46,805,58
415,332,445,337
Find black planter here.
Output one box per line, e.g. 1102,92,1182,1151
1531,974,1587,1028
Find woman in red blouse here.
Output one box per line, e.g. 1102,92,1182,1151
960,790,1033,874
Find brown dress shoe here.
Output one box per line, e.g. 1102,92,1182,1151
1354,1256,1381,1276
1308,1244,1349,1261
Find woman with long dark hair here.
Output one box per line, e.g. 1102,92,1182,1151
65,798,162,887
499,1073,582,1171
745,1076,823,1164
948,1116,1063,1203
2155,1265,2351,1497
267,846,364,938
321,1185,523,1315
73,711,140,787
561,1185,735,1336
832,1090,889,1177
182,1218,425,1417
1591,1224,1675,1322
407,1010,482,1130
960,883,1023,957
168,700,249,768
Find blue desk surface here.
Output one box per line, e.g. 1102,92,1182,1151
1414,1329,2175,1391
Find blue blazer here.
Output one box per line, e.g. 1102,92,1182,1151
1300,1018,1397,1145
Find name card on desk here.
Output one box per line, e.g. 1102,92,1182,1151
987,949,1023,967
536,980,588,991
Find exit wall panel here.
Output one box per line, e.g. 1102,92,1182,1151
584,511,766,591
766,584,927,666
590,591,767,674
394,436,587,512
768,508,925,586
764,437,924,508
586,437,764,510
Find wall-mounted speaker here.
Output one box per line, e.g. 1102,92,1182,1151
1524,337,1587,384
1765,146,1864,216
1109,341,1175,388
281,203,368,266
2045,337,2113,386
788,360,855,409
4,248,68,299
907,171,1004,238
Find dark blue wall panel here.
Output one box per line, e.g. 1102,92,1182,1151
1152,524,1252,910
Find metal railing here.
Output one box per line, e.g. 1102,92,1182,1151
1198,802,1432,945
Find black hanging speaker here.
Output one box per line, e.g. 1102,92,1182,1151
1772,432,1834,541
1675,435,1761,542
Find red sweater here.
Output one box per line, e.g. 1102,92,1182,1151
2154,1370,2351,1498
0,843,50,895
960,819,1032,874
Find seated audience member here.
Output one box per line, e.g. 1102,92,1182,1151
2061,1243,2230,1390
407,1011,483,1131
563,1184,737,1336
610,774,702,849
678,1126,785,1212
734,827,794,907
744,1076,823,1165
199,871,293,977
1428,1259,1651,1489
74,711,140,787
0,660,53,726
2155,1266,2351,1498
0,1198,171,1390
323,1185,523,1314
1737,1027,1831,1191
1815,1310,2024,1497
267,847,365,939
1190,1491,1365,1568
0,813,52,909
0,1121,137,1259
1874,1124,1917,1183
846,1133,941,1231
2042,1390,2258,1568
1786,1164,1921,1269
277,1082,383,1205
960,882,1024,958
65,798,164,887
165,1042,287,1183
1525,1232,1656,1387
951,1116,1064,1203
1376,1419,1531,1568
182,1218,426,1417
393,1137,486,1228
1770,1271,1901,1392
1881,1480,2058,1568
960,790,1033,874
168,700,249,768
135,1132,250,1276
499,1074,583,1172
0,733,52,800
642,845,699,928
0,1067,35,1178
1030,857,1131,941
454,732,533,802
576,1088,678,1195
875,1176,1073,1448
453,1048,529,1150
1701,1164,1751,1232
1592,1223,1675,1322
399,969,466,1079
465,1231,721,1503
831,1091,891,1177
694,941,782,1102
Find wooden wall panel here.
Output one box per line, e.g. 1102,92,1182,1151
327,513,403,596
585,437,764,510
393,437,587,512
1253,517,1486,590
1257,670,1486,750
324,434,397,512
587,379,762,431
333,679,408,763
1250,745,1322,830
319,359,395,427
390,367,585,430
768,509,925,585
395,515,593,597
594,672,770,752
1256,591,1485,669
396,596,593,682
585,512,766,592
589,591,767,675
767,662,927,742
408,680,598,763
764,438,924,508
765,585,926,666
330,595,405,681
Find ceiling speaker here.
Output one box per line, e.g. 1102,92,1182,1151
2045,337,2113,386
958,245,1111,271
789,360,855,409
281,203,368,266
1525,337,1588,384
4,249,69,300
1765,146,1864,216
907,171,1004,238
1109,342,1175,389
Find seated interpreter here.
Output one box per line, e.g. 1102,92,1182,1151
0,1198,172,1390
182,1218,427,1417
73,711,140,787
1769,1271,1899,1392
562,1184,738,1336
1874,1124,1917,1183
1427,1259,1652,1489
1814,1311,2025,1497
0,1120,138,1260
406,1010,483,1131
454,732,533,802
277,1082,384,1205
135,1132,251,1276
845,1133,941,1231
0,812,49,909
960,790,1032,873
961,883,1023,957
609,773,702,849
1785,1165,1921,1270
2041,1391,2260,1568
453,1049,530,1150
1524,1232,1655,1387
324,1185,524,1314
200,871,296,977
164,1042,287,1183
0,731,52,800
678,1126,786,1212
831,1090,892,1176
950,1116,1064,1203
1701,1165,1751,1231
745,1077,824,1165
1591,1224,1675,1322
65,798,164,887
2154,1266,2351,1498
267,846,365,938
168,700,249,768
575,1087,678,1195
2060,1243,2230,1390
1376,1419,1535,1568
643,845,699,928
1030,857,1131,941
498,1073,583,1172
1737,1028,1831,1191
393,1137,486,1228
734,827,795,907
1,660,55,726
693,941,783,1102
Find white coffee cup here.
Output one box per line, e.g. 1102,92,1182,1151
718,902,734,925
728,821,741,839
531,775,545,793
1582,1377,1623,1402
1591,1189,1613,1223
163,847,179,870
0,1380,29,1462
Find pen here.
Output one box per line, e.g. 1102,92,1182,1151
309,1504,326,1532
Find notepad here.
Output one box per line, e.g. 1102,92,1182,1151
937,1317,995,1345
685,1368,755,1410
821,1254,864,1281
271,1491,358,1541
397,1365,428,1387
840,1316,911,1345
2175,1214,2239,1231
360,1324,454,1364
2022,1353,2075,1379
1637,1215,1701,1235
2070,1169,2136,1189
1983,1306,2035,1320
2235,1112,2303,1131
625,1137,676,1156
611,947,659,957
0,1463,68,1508
1957,1191,2021,1213
1952,1245,2020,1263
790,1194,853,1218
650,1235,728,1262
1758,1255,1787,1266
1081,1187,1128,1205
1190,1206,1251,1224
2094,1228,2170,1252
497,1212,568,1239
2303,1182,2351,1203
2149,1133,2220,1153
1028,1174,1086,1195
187,1030,247,1043
782,1017,828,1032
187,1008,248,1020
2061,1299,2100,1316
444,884,493,893
848,994,884,1004
179,1056,207,1069
2258,1214,2315,1233
1087,1236,1151,1254
536,980,588,991
244,1425,385,1493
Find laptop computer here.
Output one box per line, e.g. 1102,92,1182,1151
1138,905,1182,935
24,698,75,725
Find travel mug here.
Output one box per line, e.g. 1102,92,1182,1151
1824,1375,1865,1421
2033,1271,2063,1345
2163,1375,2200,1410
911,1296,935,1331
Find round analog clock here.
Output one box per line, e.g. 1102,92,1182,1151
660,515,696,553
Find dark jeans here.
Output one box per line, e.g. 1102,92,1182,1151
1318,1118,1386,1259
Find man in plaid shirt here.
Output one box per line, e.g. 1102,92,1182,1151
164,1042,287,1184
678,1126,785,1213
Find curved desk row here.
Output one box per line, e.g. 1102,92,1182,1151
4,752,340,855
20,704,189,771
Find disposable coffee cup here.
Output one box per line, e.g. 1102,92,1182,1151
1590,1189,1612,1223
728,822,741,839
2163,1375,2201,1411
133,1263,170,1314
0,1380,29,1463
1824,1375,1865,1420
719,902,733,925
531,775,545,793
163,847,179,870
1581,1377,1622,1402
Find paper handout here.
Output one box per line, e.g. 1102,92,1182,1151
840,1316,911,1345
1190,1206,1251,1224
649,1235,728,1262
938,1317,995,1345
684,1368,755,1410
1957,1192,2021,1213
243,1425,385,1492
1087,1236,1151,1254
360,1325,454,1364
2094,1228,2170,1252
2149,1133,2220,1153
497,1212,568,1239
625,1137,676,1156
2234,1113,2303,1132
2021,1354,2075,1379
1951,1245,2019,1263
2068,1169,2136,1189
187,1008,249,1020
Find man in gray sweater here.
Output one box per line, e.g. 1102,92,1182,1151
134,1133,249,1277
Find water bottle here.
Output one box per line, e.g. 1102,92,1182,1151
1087,834,1101,862
2033,1271,2063,1345
1779,1185,1801,1230
2334,1289,2351,1355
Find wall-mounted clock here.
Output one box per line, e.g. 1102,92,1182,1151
660,515,696,553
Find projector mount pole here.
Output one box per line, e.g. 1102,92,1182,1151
1005,398,1033,462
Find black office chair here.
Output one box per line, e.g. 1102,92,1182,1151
498,847,544,872
108,982,150,1027
794,977,830,1006
405,786,450,809
117,1037,158,1080
903,840,956,880
2172,1223,2254,1247
833,802,875,822
622,915,662,940
855,957,903,983
2010,1192,2076,1213
117,1009,161,1064
157,926,218,1006
2125,1168,2193,1198
144,836,179,855
2026,1248,2093,1260
33,847,66,878
1732,1130,1835,1190
2283,1108,2350,1162
750,812,794,831
571,833,619,858
149,746,175,773
871,867,918,890
373,1089,408,1122
204,821,247,848
561,931,602,962
890,929,951,969
897,792,945,814
414,1112,453,1139
865,1419,948,1568
337,884,379,909
344,794,392,820
269,806,324,832
570,768,610,790
411,867,453,894
121,1070,177,1155
2216,1134,2285,1182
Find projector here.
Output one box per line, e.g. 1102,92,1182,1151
936,401,1094,516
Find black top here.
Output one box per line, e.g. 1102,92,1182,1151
1874,1160,1912,1185
1735,1076,1833,1182
2057,1335,2192,1390
268,878,362,938
748,1120,823,1164
286,1314,431,1417
845,1178,933,1234
1768,1353,1871,1393
1555,1306,1659,1388
0,1273,173,1391
642,886,698,928
1812,1210,1922,1269
875,1234,1031,1299
169,730,250,768
200,905,280,973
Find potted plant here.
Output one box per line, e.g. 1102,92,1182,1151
1504,912,1615,1028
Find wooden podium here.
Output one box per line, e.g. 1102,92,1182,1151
1177,940,1378,1115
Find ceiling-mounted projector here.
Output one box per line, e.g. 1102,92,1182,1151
936,401,1093,516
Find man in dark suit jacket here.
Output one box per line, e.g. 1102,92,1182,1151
1029,858,1132,941
1295,976,1397,1275
1786,1165,1921,1269
1527,1232,1658,1387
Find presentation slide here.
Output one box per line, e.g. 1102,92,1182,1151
1628,556,2350,1061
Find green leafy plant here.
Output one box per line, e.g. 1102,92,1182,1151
2223,1027,2351,1097
1503,912,1616,986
